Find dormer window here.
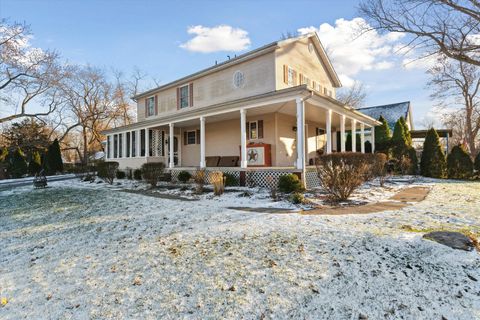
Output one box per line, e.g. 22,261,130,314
177,83,193,109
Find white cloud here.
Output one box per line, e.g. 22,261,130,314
298,18,405,87
180,25,251,53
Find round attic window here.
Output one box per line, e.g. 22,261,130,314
308,42,314,53
233,70,245,88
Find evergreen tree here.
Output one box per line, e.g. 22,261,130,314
400,116,412,147
475,152,480,172
420,128,447,178
447,145,473,179
391,117,408,159
28,150,42,175
8,148,28,178
407,147,418,175
0,147,8,162
46,139,63,174
374,116,391,154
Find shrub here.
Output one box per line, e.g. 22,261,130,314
278,174,304,193
8,148,28,178
420,128,447,178
289,192,304,204
209,171,225,196
177,170,192,183
374,116,391,155
133,169,142,180
141,162,165,187
46,138,63,174
447,145,473,179
475,152,480,172
391,117,408,160
116,170,126,179
316,153,382,201
28,151,42,176
193,169,206,194
370,152,388,185
224,172,239,186
97,161,119,184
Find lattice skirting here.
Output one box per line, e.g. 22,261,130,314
170,168,241,186
305,168,321,189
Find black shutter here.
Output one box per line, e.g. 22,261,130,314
258,120,264,139
184,131,187,145
246,122,250,140
196,129,200,144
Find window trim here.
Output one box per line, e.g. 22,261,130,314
146,96,155,117
179,84,190,109
287,67,295,86
248,121,258,140
186,130,196,145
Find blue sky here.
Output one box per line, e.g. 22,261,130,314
1,0,434,127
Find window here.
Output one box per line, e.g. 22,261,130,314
119,133,123,158
233,71,245,88
126,132,130,157
146,97,155,116
187,131,196,145
179,85,190,108
323,87,328,95
131,131,136,157
248,120,264,140
316,128,325,136
287,67,296,86
113,134,118,158
140,129,145,157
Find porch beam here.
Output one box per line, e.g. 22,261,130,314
200,116,206,168
340,114,346,152
296,98,305,169
169,123,174,168
240,109,247,168
360,123,365,153
351,119,357,152
326,109,332,154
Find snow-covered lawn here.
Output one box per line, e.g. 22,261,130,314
0,178,479,319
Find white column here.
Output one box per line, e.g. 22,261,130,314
200,117,206,168
145,128,150,158
326,109,332,154
122,132,127,158
240,109,248,168
340,115,346,152
136,130,141,158
360,123,365,153
371,125,376,153
169,123,174,169
351,119,357,152
296,98,305,169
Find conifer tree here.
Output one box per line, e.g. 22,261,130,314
8,148,28,178
391,117,408,159
28,150,42,175
374,116,391,154
400,116,412,147
420,128,447,178
46,139,63,174
447,145,473,179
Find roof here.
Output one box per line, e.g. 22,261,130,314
411,129,452,138
133,32,341,100
357,101,412,130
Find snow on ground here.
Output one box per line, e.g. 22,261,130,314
0,178,479,319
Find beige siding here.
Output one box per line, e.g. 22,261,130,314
275,37,337,98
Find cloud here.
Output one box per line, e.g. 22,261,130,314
298,18,405,87
180,25,251,53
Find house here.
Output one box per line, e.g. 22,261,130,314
102,33,380,188
357,101,414,132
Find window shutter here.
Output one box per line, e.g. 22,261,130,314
196,129,200,144
283,65,288,84
293,70,297,85
144,98,148,117
154,95,158,115
246,122,250,139
189,83,194,107
176,87,180,109
183,131,187,145
312,80,316,90
258,120,264,139
299,73,303,85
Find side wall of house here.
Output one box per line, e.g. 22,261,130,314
136,52,276,122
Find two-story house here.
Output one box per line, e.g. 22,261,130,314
102,33,380,187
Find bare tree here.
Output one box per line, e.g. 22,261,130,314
428,55,480,156
0,19,65,123
336,81,368,108
359,0,480,66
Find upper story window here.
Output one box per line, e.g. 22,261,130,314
287,67,296,86
177,83,193,109
233,71,245,88
146,96,155,117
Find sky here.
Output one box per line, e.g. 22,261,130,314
0,0,436,128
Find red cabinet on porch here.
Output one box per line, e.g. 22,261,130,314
240,143,272,167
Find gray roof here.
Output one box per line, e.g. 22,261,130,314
357,101,411,130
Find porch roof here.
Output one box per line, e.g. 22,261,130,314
103,86,381,135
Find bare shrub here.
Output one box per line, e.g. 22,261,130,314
97,161,119,185
371,153,388,186
209,171,225,196
141,162,165,188
193,169,206,194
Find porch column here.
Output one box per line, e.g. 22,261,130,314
200,116,206,168
371,125,376,153
122,132,127,158
351,119,357,152
326,109,332,154
360,123,365,153
169,123,174,168
136,130,141,158
340,115,346,152
296,98,305,169
145,128,150,158
240,109,248,168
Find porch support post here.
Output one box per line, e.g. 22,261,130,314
200,116,206,168
240,109,248,168
326,109,332,154
371,125,376,153
296,98,305,169
136,130,141,158
360,123,365,153
351,119,357,152
340,115,346,152
145,128,150,158
122,132,127,158
169,123,174,169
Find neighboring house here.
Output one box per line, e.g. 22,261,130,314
102,33,380,187
357,101,413,132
